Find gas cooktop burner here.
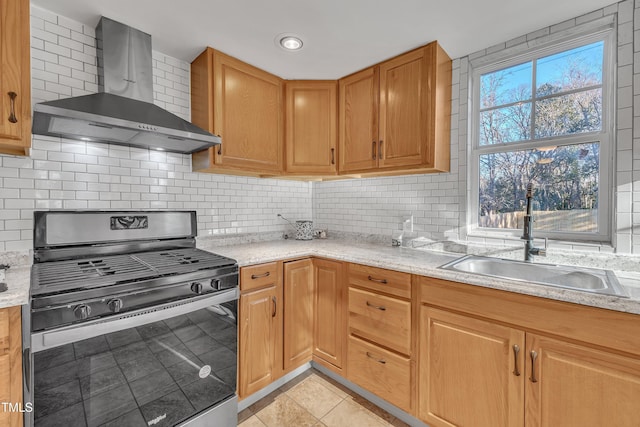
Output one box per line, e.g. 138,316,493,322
31,248,236,296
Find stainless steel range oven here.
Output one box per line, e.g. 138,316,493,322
22,211,239,427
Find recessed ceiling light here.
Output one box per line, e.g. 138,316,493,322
279,36,303,51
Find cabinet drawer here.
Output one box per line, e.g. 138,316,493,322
347,335,411,412
348,263,410,298
241,262,279,291
348,287,410,354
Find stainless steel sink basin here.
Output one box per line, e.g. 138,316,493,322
440,255,628,297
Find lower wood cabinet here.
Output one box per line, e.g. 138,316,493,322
346,263,413,412
419,307,524,427
283,259,314,372
348,335,411,412
525,333,640,427
238,263,282,398
239,258,640,426
312,259,345,372
0,306,23,427
419,276,640,427
240,258,346,398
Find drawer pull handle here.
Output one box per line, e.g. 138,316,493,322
272,296,277,317
512,344,520,376
331,148,335,165
366,301,386,311
529,350,538,383
372,141,376,159
251,272,271,279
379,140,383,159
8,92,18,123
367,275,387,284
366,352,386,364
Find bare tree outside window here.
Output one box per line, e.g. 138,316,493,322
476,41,604,234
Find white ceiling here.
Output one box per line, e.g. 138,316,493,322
32,0,616,80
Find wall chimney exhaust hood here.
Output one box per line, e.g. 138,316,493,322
32,17,220,154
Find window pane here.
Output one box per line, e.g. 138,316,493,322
479,142,599,233
536,41,603,96
480,62,532,109
535,88,602,138
480,103,531,145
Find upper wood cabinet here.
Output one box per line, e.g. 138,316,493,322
285,81,338,175
339,42,451,175
191,41,452,180
0,0,30,156
338,67,379,172
191,48,284,175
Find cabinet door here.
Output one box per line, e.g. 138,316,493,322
283,259,314,371
239,285,280,398
213,51,283,173
313,259,345,370
339,67,379,172
419,307,524,427
525,334,640,427
0,0,30,156
285,81,337,174
378,47,429,169
0,307,23,427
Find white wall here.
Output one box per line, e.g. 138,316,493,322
0,6,312,252
314,0,640,254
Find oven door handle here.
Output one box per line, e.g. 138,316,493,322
31,288,239,353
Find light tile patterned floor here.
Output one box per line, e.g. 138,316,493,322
238,369,409,427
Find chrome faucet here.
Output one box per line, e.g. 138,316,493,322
522,183,547,262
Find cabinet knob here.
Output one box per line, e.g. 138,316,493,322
8,92,17,124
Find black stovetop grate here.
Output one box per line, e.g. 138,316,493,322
31,248,236,294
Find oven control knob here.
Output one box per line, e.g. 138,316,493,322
210,278,221,290
73,304,91,320
107,298,123,313
191,282,204,294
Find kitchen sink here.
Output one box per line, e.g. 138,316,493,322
439,255,629,298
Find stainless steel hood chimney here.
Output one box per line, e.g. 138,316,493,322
32,17,220,154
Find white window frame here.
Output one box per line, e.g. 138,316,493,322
468,24,616,243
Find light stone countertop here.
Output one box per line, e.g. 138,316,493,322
2,238,639,314
199,238,640,316
0,265,31,309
